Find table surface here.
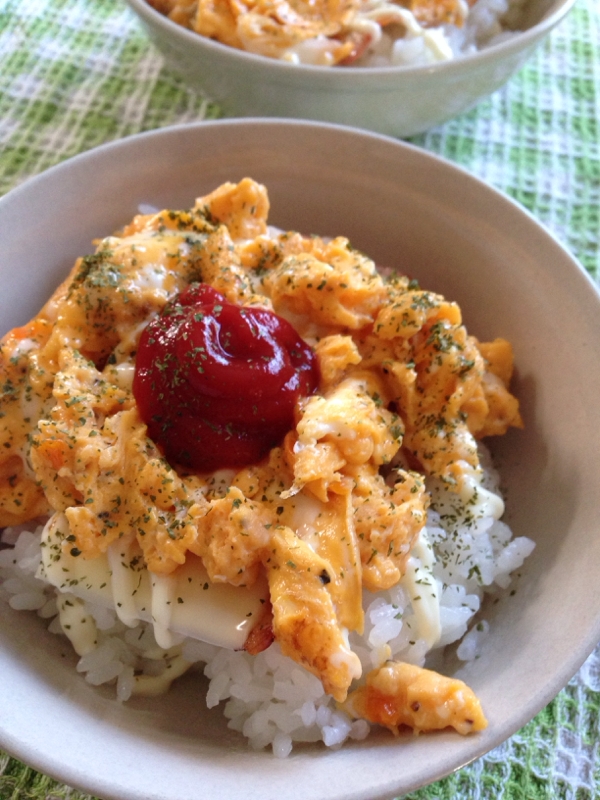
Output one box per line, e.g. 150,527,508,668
0,0,599,798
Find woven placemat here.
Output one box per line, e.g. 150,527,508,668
0,0,599,798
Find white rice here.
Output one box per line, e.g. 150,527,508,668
0,444,535,756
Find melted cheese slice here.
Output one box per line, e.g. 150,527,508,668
403,527,441,650
38,512,268,650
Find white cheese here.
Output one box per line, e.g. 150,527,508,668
38,512,269,651
402,527,441,650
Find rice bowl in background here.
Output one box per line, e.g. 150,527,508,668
125,0,575,136
1,119,600,800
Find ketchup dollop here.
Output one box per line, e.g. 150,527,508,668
133,283,319,472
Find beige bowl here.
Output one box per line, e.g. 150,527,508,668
125,0,575,136
1,120,599,800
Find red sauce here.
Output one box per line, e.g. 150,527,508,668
133,283,319,472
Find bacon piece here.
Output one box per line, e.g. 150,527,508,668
244,599,274,654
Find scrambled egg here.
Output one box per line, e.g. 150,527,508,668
343,661,487,734
147,0,472,64
0,178,521,728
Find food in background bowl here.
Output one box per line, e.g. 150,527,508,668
146,0,525,67
0,177,533,756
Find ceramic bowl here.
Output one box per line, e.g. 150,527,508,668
1,119,600,800
125,0,575,136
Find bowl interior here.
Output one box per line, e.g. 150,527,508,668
1,120,599,800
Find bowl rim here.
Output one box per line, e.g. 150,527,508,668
1,117,600,800
125,0,577,77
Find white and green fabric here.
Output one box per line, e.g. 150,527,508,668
0,0,599,797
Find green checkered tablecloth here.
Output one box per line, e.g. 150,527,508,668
0,0,599,798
